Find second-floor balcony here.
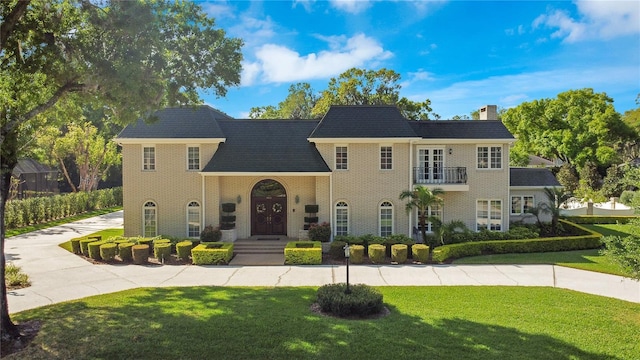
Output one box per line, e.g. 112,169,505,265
413,167,468,191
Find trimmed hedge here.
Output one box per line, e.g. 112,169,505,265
191,242,234,265
368,244,386,264
431,220,603,263
70,238,81,254
154,243,172,262
391,244,408,264
100,243,117,261
412,244,429,263
87,241,106,260
79,237,99,255
350,245,365,264
4,187,122,229
561,216,638,224
176,241,193,261
284,241,322,265
132,244,149,265
118,242,135,261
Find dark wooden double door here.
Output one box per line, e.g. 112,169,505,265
251,197,286,235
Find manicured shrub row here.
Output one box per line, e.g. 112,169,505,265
176,241,193,261
118,242,135,261
412,244,429,263
349,245,365,264
284,241,322,265
191,243,234,265
368,244,386,264
70,235,195,263
316,283,384,318
561,216,638,224
4,187,123,229
391,244,407,263
132,245,149,264
100,243,117,261
431,220,602,263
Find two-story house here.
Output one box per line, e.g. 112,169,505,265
116,105,558,240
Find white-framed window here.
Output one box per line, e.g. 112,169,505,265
187,201,201,238
511,195,535,215
379,201,394,237
143,146,155,171
335,201,349,236
380,146,392,170
477,199,502,231
416,204,442,232
187,146,200,171
143,201,157,237
477,146,502,169
335,146,348,170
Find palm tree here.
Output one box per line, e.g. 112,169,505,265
400,186,445,256
542,187,572,235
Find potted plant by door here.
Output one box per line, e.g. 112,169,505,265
220,202,237,242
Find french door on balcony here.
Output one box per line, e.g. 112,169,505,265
417,148,444,183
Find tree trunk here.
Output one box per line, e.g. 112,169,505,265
1,127,21,339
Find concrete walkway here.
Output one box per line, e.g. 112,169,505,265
6,211,640,314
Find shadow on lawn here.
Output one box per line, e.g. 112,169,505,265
9,287,620,360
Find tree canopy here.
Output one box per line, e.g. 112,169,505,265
1,0,243,339
502,88,636,168
250,68,437,120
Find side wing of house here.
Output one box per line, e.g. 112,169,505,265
509,168,562,224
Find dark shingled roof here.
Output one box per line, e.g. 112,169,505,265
510,168,561,187
202,120,331,173
309,105,418,138
13,158,57,176
117,106,230,139
409,120,515,139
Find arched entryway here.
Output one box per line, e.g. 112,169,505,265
251,179,287,236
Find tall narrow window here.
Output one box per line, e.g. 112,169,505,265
143,201,157,237
380,146,392,170
187,201,200,238
477,146,502,169
335,201,349,236
335,146,348,170
379,201,393,237
143,146,155,171
477,200,502,231
187,146,200,170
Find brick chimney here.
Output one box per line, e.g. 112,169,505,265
479,105,497,120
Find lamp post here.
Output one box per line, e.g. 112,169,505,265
344,243,351,294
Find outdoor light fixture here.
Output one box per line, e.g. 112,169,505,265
236,195,241,204
449,148,453,155
295,195,300,204
344,243,351,294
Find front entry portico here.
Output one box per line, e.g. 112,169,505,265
251,179,287,236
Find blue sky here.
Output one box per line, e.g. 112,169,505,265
197,0,640,119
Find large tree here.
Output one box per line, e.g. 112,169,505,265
250,83,319,119
1,0,242,339
502,88,636,168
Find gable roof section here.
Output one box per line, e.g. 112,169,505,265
510,168,561,188
308,105,418,139
117,106,229,139
410,120,515,140
202,120,331,173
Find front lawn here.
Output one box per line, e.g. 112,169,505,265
7,287,639,359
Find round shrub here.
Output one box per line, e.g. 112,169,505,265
368,244,386,264
329,241,347,259
176,241,193,261
350,245,365,264
100,243,117,261
132,244,149,265
391,244,408,264
412,244,429,263
308,222,331,242
154,243,172,262
200,225,222,242
316,283,384,318
87,241,106,260
70,238,81,254
118,242,135,262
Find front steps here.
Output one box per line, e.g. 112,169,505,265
228,238,290,266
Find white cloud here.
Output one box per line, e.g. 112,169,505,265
400,70,435,89
329,0,372,14
293,0,315,12
533,0,640,42
200,1,236,20
409,65,639,118
242,33,393,85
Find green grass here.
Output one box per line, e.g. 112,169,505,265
5,206,122,238
581,223,636,237
59,228,124,252
9,286,640,359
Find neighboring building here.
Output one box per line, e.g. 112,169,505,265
116,105,559,239
11,158,59,199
